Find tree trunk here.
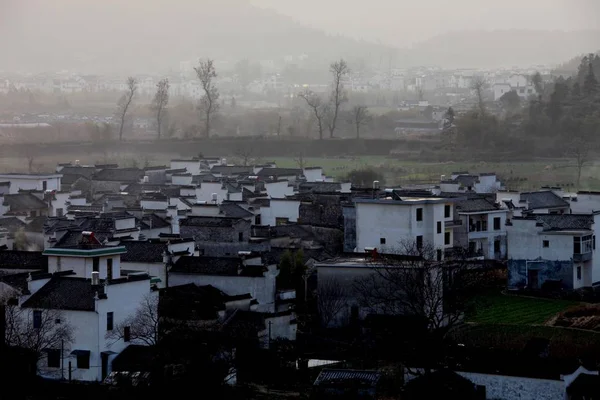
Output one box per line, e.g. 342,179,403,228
205,110,211,138
356,124,360,139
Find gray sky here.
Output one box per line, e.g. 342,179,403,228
252,0,600,46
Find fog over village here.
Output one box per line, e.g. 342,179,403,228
2,1,600,399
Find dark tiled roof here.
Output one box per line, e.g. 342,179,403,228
536,214,593,231
272,224,314,239
219,203,254,219
111,344,157,373
21,277,99,311
256,168,302,178
0,217,26,231
298,182,342,193
0,250,47,270
61,174,89,186
521,191,570,210
120,241,166,263
0,272,34,293
3,193,48,211
24,216,48,232
180,216,244,228
210,165,253,175
92,168,145,182
139,214,171,230
314,369,382,386
55,229,112,247
170,256,242,275
456,198,501,213
59,166,96,179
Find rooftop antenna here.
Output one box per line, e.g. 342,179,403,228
372,180,380,199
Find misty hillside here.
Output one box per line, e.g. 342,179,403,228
407,30,600,68
0,0,395,74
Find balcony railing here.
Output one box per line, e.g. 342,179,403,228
445,220,463,228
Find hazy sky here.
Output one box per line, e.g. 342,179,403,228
252,0,600,46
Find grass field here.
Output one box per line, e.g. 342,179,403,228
467,293,578,325
269,156,600,191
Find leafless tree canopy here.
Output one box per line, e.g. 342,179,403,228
353,240,470,334
117,76,138,141
349,105,372,139
151,78,170,140
4,305,75,366
195,59,220,138
233,144,255,166
328,59,350,138
317,277,349,328
299,90,328,140
106,294,159,347
470,76,487,116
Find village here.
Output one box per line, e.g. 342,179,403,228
0,157,599,399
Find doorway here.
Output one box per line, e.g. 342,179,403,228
528,269,539,289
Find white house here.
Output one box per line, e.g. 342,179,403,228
260,199,300,226
13,233,154,382
454,197,509,259
0,174,63,194
507,213,599,290
354,197,460,257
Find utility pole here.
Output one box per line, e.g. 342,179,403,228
268,321,272,348
61,339,64,380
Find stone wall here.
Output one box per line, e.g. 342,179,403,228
508,259,573,290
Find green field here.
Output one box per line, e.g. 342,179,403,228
269,156,600,191
467,293,578,325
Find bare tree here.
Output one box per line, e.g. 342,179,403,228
328,59,350,138
293,151,307,170
233,144,255,166
317,277,349,328
117,77,138,141
299,90,328,140
151,78,170,140
4,305,75,373
195,59,220,138
470,76,487,116
567,137,590,191
106,294,159,346
353,240,473,335
276,115,282,137
349,105,372,139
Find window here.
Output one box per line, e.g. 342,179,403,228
543,240,550,248
416,208,423,222
33,310,42,329
577,266,582,280
77,353,90,369
56,208,63,218
107,258,113,281
47,349,60,368
380,238,386,245
494,240,501,254
255,214,262,225
56,256,61,272
574,235,593,254
124,326,131,342
238,232,244,242
416,235,423,250
93,257,99,272
437,221,442,234
444,205,451,219
275,217,289,226
42,181,47,191
107,312,114,331
444,232,451,246
493,217,501,231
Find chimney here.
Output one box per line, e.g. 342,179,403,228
91,271,100,286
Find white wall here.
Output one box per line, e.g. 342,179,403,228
140,199,168,211
189,204,221,217
115,217,136,231
265,181,294,199
0,176,62,194
169,272,277,312
51,192,70,217
121,262,166,288
260,200,300,226
355,201,445,254
507,220,573,261
569,193,600,214
48,255,122,280
196,182,227,204
172,175,193,186
303,168,323,183
170,160,200,176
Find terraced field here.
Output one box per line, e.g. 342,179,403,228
467,293,578,325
